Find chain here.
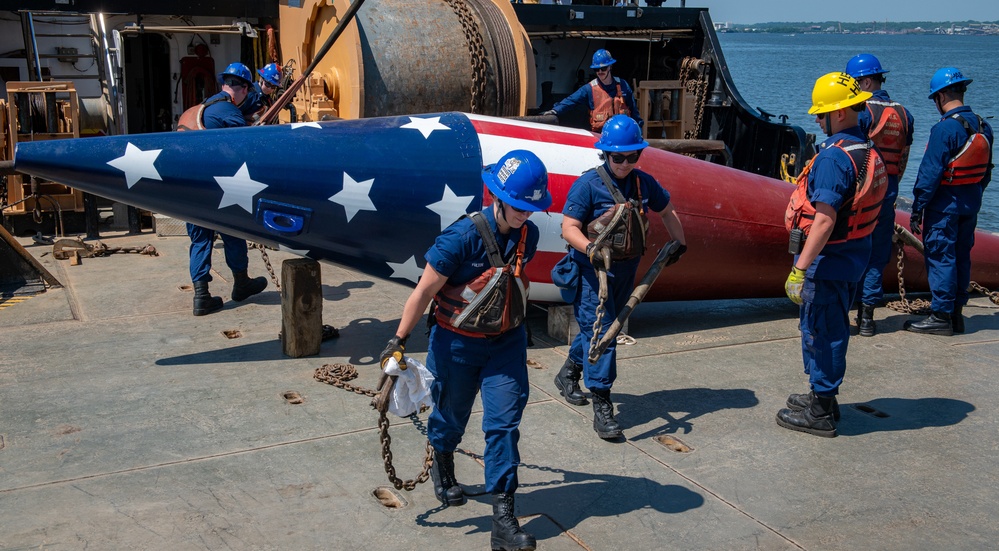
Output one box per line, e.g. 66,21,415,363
250,242,281,290
678,57,710,142
588,262,609,361
444,0,488,113
970,282,999,305
313,363,433,490
886,241,930,314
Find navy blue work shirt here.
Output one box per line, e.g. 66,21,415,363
563,164,670,266
912,105,994,216
425,207,540,286
201,91,246,130
799,126,873,282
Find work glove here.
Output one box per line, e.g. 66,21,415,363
541,110,557,117
586,243,607,266
379,335,407,369
785,266,806,305
664,243,687,267
909,210,922,236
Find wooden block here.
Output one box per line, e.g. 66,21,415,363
280,258,323,358
70,250,81,266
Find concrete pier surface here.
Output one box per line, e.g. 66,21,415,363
2,231,998,550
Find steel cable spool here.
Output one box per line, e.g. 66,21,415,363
286,0,528,119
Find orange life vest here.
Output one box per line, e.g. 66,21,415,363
785,139,888,244
176,94,233,131
589,78,630,132
942,114,992,186
434,212,530,339
865,99,910,177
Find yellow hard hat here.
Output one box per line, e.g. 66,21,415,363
808,72,872,115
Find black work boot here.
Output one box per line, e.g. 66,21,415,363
786,391,840,422
776,393,837,438
904,311,953,336
490,492,536,551
231,270,267,302
590,389,622,440
553,358,587,406
952,306,965,334
193,281,223,316
429,450,465,506
857,304,876,337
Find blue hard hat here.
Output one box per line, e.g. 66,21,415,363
928,67,973,98
483,150,552,212
217,62,253,86
594,115,648,152
590,49,616,69
845,53,889,79
257,63,281,86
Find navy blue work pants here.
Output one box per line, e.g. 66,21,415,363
187,223,249,283
857,177,899,305
426,324,529,494
922,208,977,314
800,278,856,396
569,257,639,392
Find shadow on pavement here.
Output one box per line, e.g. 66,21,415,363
838,397,975,436
615,387,759,438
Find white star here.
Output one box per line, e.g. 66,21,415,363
291,122,322,129
386,256,424,284
400,116,450,139
427,185,476,231
214,163,268,213
329,172,377,223
106,143,162,188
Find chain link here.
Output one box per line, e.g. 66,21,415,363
313,363,433,490
886,241,930,314
679,57,710,142
588,257,610,362
445,0,488,114
250,243,281,290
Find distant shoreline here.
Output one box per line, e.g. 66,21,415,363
715,22,999,35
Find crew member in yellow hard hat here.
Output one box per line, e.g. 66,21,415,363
780,72,888,437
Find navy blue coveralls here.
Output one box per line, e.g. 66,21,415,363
551,77,643,129
911,106,994,314
425,207,540,494
796,127,875,396
187,91,252,283
857,89,915,306
563,166,670,392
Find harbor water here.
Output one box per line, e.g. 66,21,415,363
718,32,999,233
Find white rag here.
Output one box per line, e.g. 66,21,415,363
382,356,435,417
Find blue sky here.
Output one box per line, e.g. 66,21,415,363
685,0,999,24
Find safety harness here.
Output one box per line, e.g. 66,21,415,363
587,165,649,261
433,211,529,338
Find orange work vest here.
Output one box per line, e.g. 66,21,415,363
942,114,992,186
434,213,530,338
176,95,232,131
865,100,911,177
785,139,888,244
589,78,630,132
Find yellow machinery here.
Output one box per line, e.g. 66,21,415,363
277,0,536,122
1,81,82,234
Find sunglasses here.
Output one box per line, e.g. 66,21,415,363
595,67,610,73
509,204,531,215
609,151,642,164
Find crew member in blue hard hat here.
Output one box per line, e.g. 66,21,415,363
179,61,268,315
845,53,915,337
542,49,643,133
780,72,887,437
379,150,551,551
557,114,686,440
905,68,994,336
240,63,283,123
